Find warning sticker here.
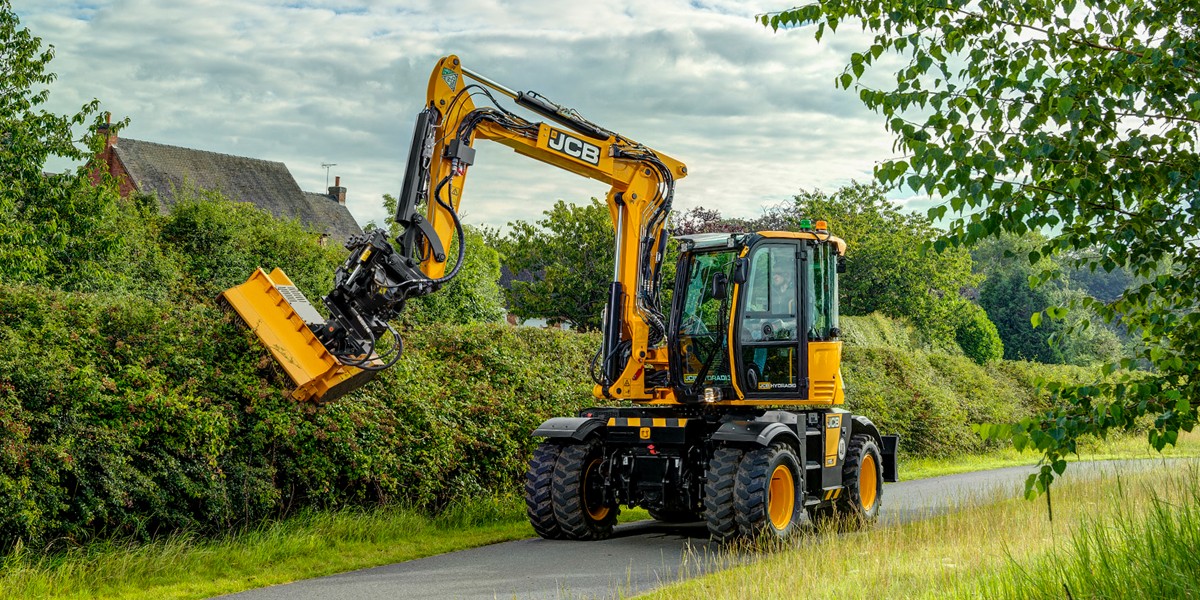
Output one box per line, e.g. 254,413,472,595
441,67,458,91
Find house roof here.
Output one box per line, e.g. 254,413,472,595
112,138,363,242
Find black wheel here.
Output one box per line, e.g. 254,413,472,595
648,508,701,523
525,442,565,540
703,446,743,542
811,434,883,530
552,439,618,540
735,443,804,540
838,434,884,526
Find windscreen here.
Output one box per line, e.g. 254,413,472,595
674,249,737,390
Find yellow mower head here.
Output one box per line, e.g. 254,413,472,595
220,268,379,402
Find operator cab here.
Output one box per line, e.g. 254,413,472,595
669,224,846,405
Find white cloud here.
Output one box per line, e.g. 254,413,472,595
13,0,913,231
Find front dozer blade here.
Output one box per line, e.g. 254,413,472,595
220,268,378,402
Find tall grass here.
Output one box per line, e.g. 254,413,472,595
640,461,1200,599
968,467,1200,599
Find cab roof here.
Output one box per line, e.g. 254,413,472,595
675,230,847,255
756,230,847,255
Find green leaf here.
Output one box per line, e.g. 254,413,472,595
1031,311,1042,328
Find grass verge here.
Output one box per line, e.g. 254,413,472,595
637,460,1200,599
0,495,647,600
1,433,1193,599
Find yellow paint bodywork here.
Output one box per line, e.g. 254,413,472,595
824,413,844,467
808,341,845,404
219,268,376,402
755,230,847,255
722,341,845,407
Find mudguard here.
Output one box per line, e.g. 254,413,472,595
711,420,801,448
532,417,605,442
880,434,900,483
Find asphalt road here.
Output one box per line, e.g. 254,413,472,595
218,459,1173,600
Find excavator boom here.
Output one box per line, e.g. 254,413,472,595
221,55,686,402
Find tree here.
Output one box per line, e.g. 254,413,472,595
767,0,1200,494
0,0,127,286
973,234,1124,366
493,198,614,331
979,266,1064,364
954,302,1004,365
674,206,755,235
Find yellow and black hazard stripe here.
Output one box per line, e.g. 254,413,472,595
606,417,689,428
821,488,844,501
606,417,689,443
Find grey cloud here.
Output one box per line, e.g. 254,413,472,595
13,0,914,230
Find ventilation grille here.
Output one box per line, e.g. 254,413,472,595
277,285,325,326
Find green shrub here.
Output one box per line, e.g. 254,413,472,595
954,303,1004,364
841,344,1089,456
841,312,962,355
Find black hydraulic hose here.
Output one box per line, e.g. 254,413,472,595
337,323,405,371
427,173,467,286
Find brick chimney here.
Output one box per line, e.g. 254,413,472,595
90,112,131,193
97,112,118,151
328,176,346,205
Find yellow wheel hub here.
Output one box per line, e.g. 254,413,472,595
767,464,796,530
583,459,610,521
860,453,878,510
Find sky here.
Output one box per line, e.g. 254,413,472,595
11,0,928,231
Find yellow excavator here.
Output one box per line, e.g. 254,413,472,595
221,55,898,542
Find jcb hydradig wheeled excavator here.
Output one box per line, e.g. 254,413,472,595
221,55,898,542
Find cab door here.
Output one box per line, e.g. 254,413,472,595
734,241,807,400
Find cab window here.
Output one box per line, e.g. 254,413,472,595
807,242,839,341
739,244,799,393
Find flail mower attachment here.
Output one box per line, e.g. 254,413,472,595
220,229,438,402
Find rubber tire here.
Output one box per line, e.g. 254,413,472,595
704,447,743,542
735,443,804,540
838,434,884,526
552,439,618,540
811,434,883,530
525,442,565,540
648,508,701,523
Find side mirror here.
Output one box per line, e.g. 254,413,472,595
733,257,749,284
712,272,729,301
836,256,847,274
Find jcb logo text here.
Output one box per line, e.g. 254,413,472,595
547,129,601,165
